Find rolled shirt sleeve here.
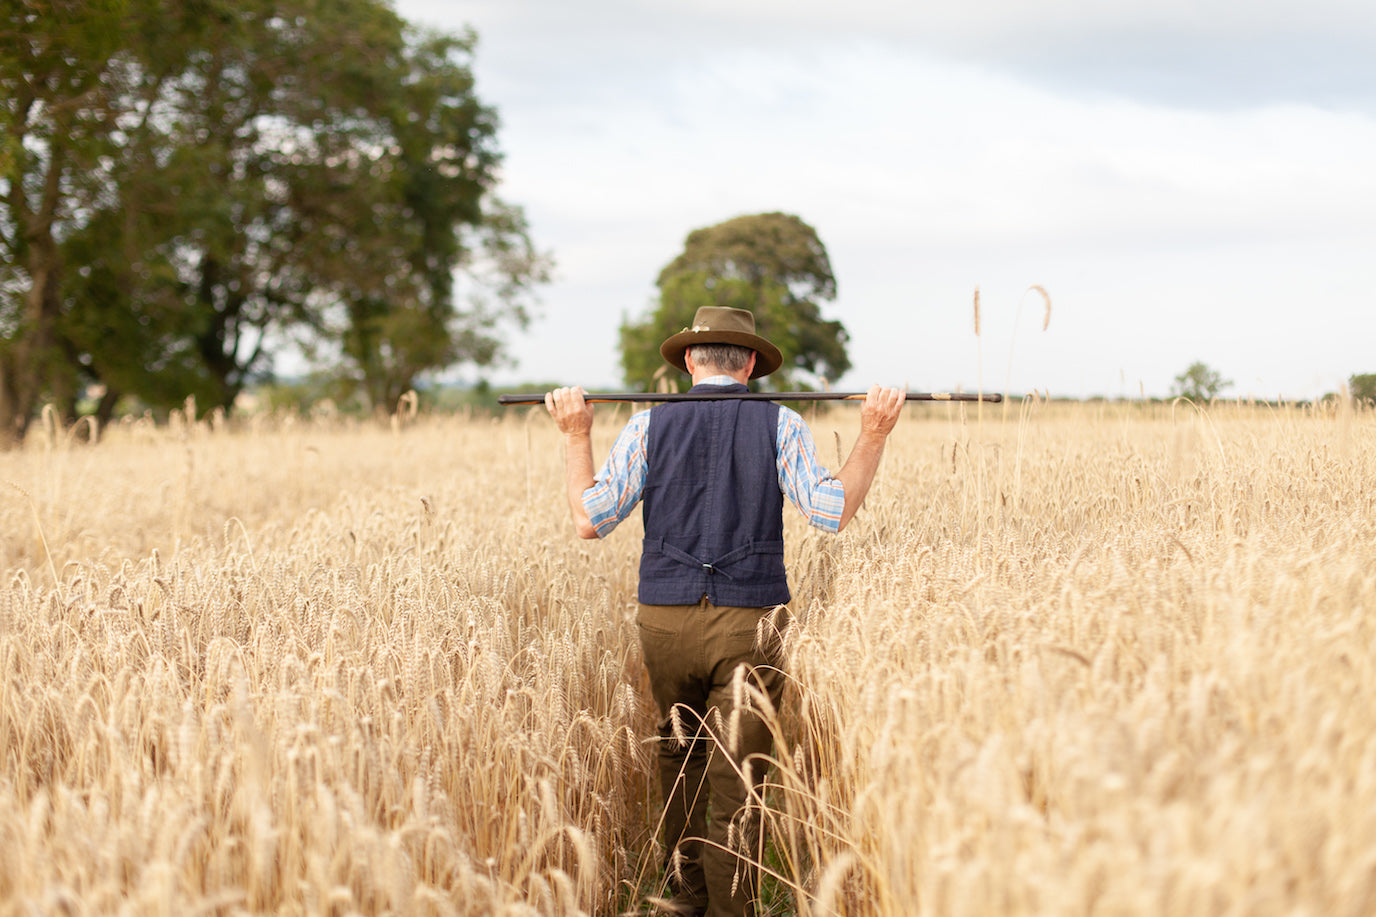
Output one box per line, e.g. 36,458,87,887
581,410,650,537
775,406,845,533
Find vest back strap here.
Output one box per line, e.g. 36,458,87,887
642,537,785,580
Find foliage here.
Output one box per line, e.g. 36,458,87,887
1349,373,1376,405
0,0,548,438
620,212,849,390
1172,361,1232,401
1,0,136,438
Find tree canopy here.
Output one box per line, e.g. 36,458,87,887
619,212,850,390
1349,373,1376,405
1172,361,1232,402
1,0,548,439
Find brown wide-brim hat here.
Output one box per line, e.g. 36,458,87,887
659,306,783,379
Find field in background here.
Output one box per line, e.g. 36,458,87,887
1,399,1373,915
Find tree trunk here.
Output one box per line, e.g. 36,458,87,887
2,107,72,443
16,237,67,433
95,385,122,428
0,260,59,444
0,355,20,448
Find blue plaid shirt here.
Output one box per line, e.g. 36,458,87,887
583,377,846,537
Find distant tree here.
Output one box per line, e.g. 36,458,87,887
1350,373,1376,405
619,212,849,390
1172,361,1232,401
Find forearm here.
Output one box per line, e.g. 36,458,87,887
834,430,888,530
563,432,599,538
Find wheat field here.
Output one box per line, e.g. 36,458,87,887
1,398,1373,915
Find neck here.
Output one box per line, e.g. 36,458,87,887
691,366,750,386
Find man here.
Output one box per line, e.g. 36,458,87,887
545,306,903,917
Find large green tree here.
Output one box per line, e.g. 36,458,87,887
1,0,140,437
620,212,850,390
2,0,547,436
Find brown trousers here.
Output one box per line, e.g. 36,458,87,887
636,599,789,917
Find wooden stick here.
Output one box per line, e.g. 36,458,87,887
497,391,1002,405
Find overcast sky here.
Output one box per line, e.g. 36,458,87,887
394,0,1376,399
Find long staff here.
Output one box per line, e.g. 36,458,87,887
497,391,1002,405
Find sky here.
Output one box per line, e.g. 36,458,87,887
394,0,1376,400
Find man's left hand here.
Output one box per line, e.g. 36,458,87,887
859,384,905,439
545,386,594,437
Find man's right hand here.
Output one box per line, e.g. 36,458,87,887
545,386,599,539
545,386,594,437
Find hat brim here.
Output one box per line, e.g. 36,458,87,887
660,329,783,379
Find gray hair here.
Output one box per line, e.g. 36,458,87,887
687,343,753,374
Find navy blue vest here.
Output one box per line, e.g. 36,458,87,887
638,382,790,607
